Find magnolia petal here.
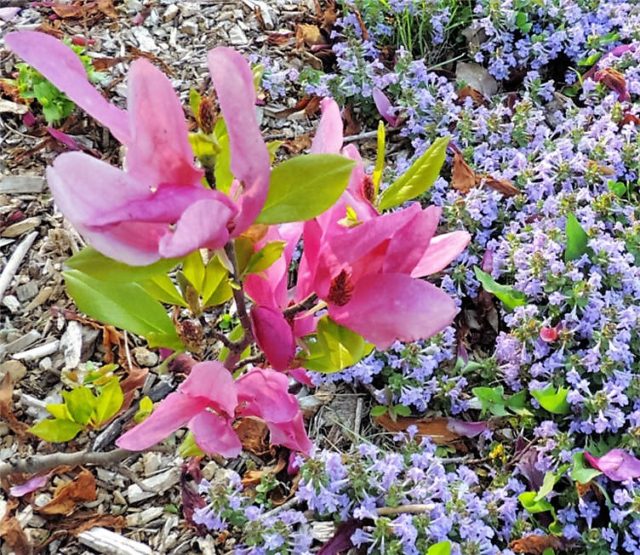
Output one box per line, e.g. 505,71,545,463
5,31,130,143
411,231,472,278
116,393,208,450
447,419,488,438
267,412,313,455
330,273,458,350
179,361,237,417
584,449,640,481
126,58,203,189
0,7,20,21
189,411,242,458
383,206,441,275
208,47,270,235
311,98,343,154
10,474,50,497
373,88,400,127
158,199,234,258
250,306,295,371
236,369,298,423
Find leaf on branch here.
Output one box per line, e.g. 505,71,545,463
37,469,97,516
378,136,449,210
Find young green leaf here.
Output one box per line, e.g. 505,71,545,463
519,491,554,514
202,256,232,307
372,120,386,196
62,386,97,425
531,385,571,415
30,418,83,442
571,453,602,484
564,213,589,262
370,405,388,417
472,386,510,416
65,247,179,283
183,250,206,293
189,88,202,123
377,136,449,210
301,316,374,373
427,541,452,555
474,267,528,310
244,241,286,276
46,403,72,420
140,275,188,307
63,269,183,350
93,378,124,426
257,154,355,224
134,396,154,423
214,120,233,193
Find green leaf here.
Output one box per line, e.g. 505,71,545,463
66,247,178,283
472,386,509,416
93,378,124,426
427,542,452,555
178,431,205,458
536,471,559,501
244,241,286,276
531,385,571,415
183,250,206,293
202,256,232,307
189,88,202,123
46,403,71,420
214,119,233,193
370,405,387,417
62,386,96,425
564,213,589,262
372,120,386,195
608,180,627,197
257,154,355,224
267,140,283,162
189,132,218,166
474,267,528,310
571,453,602,484
394,404,412,417
519,491,554,514
301,316,374,373
134,396,154,423
542,549,556,555
30,419,83,442
377,136,449,211
64,269,183,349
141,275,187,307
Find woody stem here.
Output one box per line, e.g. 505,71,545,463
283,294,319,318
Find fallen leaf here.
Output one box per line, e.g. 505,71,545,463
282,134,312,155
235,417,271,456
352,9,369,40
296,24,327,49
51,3,85,18
375,414,483,447
120,366,149,411
273,95,321,119
267,31,294,46
320,0,338,33
92,57,124,71
65,512,125,535
343,105,361,136
241,456,287,487
451,151,477,194
481,175,520,196
510,534,566,554
0,374,29,438
0,499,32,555
621,112,640,127
457,85,487,106
37,469,97,516
97,0,118,18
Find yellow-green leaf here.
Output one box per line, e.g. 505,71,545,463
30,419,83,442
93,378,124,426
244,241,286,276
372,120,386,196
62,386,96,425
134,396,154,423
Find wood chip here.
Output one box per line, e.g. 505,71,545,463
78,527,152,555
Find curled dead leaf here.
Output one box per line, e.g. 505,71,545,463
273,96,322,119
235,417,272,456
37,469,97,516
0,373,29,438
0,499,32,555
282,134,312,155
451,151,477,194
509,534,566,554
65,512,125,536
267,31,294,46
296,24,327,49
481,175,520,197
241,456,287,488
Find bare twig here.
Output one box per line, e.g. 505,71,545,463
0,448,135,479
343,128,399,144
233,353,265,371
212,329,236,350
0,231,37,299
376,504,436,516
283,294,319,319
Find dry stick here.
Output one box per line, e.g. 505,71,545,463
233,353,265,371
282,294,318,319
376,504,436,516
343,127,400,144
0,448,135,479
0,231,37,299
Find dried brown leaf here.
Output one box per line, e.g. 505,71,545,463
509,534,565,554
0,499,32,555
296,24,327,49
267,32,294,46
320,0,338,33
343,105,361,136
97,0,118,18
0,374,29,438
457,85,487,106
273,95,321,119
241,457,287,488
375,414,466,446
481,175,520,197
37,469,97,516
235,417,271,456
282,134,312,155
65,512,125,536
451,151,477,194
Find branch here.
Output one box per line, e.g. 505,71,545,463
0,448,136,479
283,294,319,319
233,353,265,371
211,329,236,350
376,504,436,516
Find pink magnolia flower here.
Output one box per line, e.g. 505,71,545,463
5,32,269,265
116,361,312,456
584,449,640,481
372,88,400,127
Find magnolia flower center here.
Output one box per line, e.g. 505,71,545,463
327,269,354,307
